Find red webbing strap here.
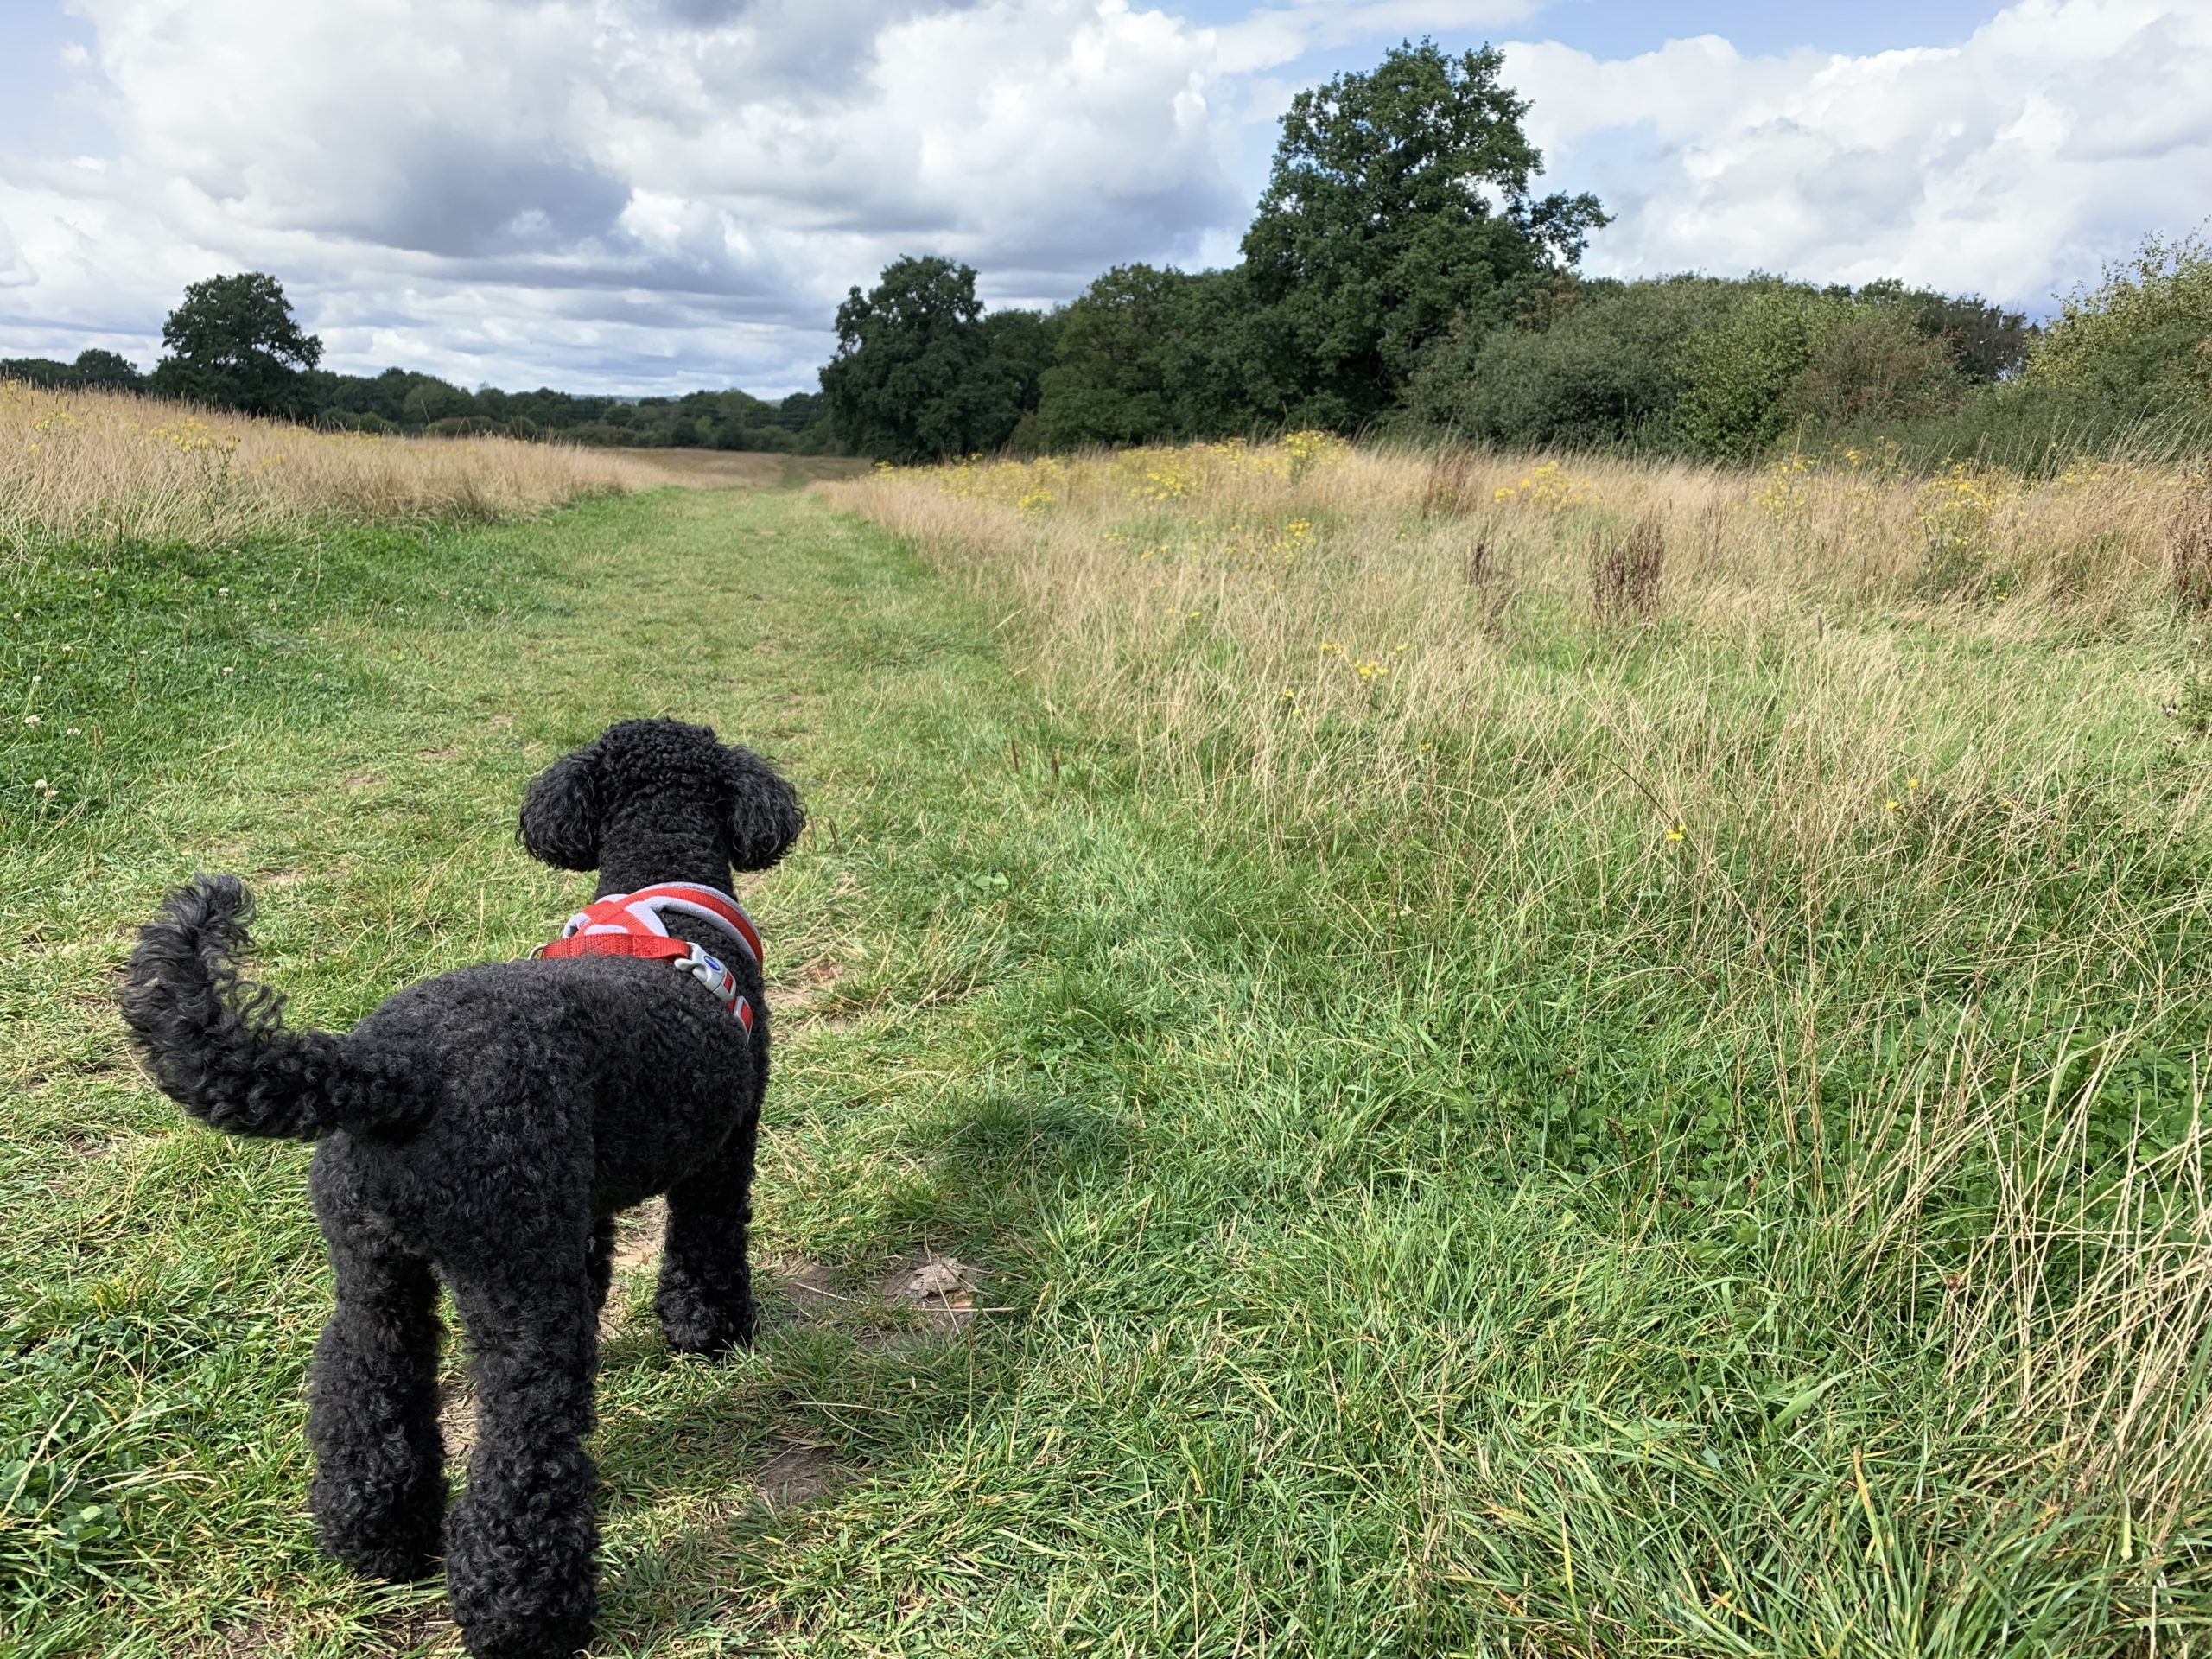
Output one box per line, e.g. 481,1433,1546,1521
540,933,695,962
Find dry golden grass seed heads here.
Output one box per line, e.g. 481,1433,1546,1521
1,380,664,553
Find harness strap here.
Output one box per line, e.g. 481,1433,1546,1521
539,933,693,963
554,881,761,966
537,883,760,1035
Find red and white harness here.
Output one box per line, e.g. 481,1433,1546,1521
537,881,760,1037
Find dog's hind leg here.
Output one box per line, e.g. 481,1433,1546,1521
306,1212,446,1582
655,1117,759,1356
442,1241,601,1659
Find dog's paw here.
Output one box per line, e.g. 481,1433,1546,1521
316,1503,445,1584
446,1493,598,1659
655,1281,756,1357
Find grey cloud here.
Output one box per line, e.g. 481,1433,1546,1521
428,267,821,324
658,0,754,24
674,0,985,96
763,189,963,239
976,175,1249,276
316,140,633,259
0,303,153,334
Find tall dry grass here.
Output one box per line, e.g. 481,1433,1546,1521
827,435,2212,1586
1,380,663,554
826,439,2212,846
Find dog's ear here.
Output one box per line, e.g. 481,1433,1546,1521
721,745,804,871
518,746,605,871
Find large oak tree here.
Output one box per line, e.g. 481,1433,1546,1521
1240,40,1607,429
151,272,323,416
819,257,1039,462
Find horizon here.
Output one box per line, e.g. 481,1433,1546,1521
3,0,2206,399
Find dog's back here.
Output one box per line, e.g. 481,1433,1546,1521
321,949,767,1246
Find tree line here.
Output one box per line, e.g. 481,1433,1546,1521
9,40,2208,469
4,272,834,454
817,41,2206,467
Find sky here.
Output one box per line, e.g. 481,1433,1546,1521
0,0,2206,398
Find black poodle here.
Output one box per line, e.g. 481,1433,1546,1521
120,719,803,1659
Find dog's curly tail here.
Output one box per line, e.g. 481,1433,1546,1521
121,875,430,1141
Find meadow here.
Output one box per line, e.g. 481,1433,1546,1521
825,440,2212,1651
5,398,2211,1655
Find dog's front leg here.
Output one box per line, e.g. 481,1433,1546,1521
655,1119,759,1355
443,1252,601,1659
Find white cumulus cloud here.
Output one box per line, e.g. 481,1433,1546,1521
1504,0,2212,308
3,0,1257,391
0,0,2205,391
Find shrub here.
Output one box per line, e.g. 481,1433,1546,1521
1853,279,2031,385
426,415,503,439
403,379,474,428
1786,306,1965,430
1672,287,1849,461
2023,228,2212,419
562,423,644,447
1405,276,1751,450
1408,277,1972,461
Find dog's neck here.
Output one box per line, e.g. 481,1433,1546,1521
594,808,733,918
594,859,732,899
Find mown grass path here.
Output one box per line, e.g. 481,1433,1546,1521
7,484,2200,1656
9,485,1097,1655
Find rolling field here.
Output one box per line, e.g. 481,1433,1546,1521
6,412,2212,1655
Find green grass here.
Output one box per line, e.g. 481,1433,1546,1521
4,480,2209,1656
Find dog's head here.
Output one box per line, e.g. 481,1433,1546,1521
518,719,804,884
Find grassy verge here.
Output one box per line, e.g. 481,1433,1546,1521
7,447,2210,1656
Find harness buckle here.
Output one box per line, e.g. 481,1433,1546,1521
676,941,754,1033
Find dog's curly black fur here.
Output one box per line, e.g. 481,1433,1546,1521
120,719,803,1659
